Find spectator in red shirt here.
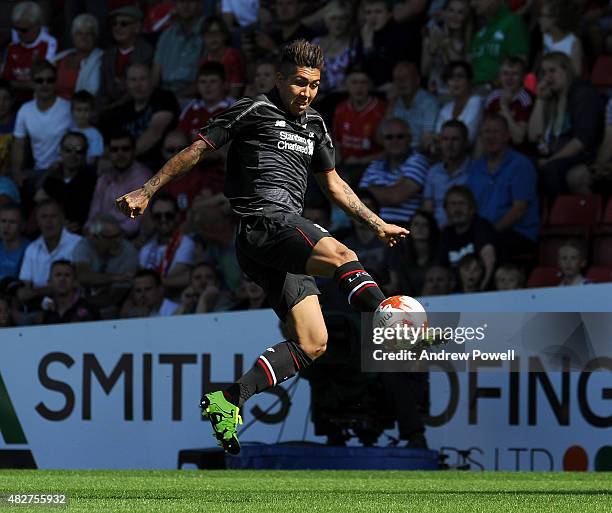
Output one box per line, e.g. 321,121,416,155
2,2,57,105
53,14,104,100
333,64,386,175
179,62,234,141
484,56,534,149
200,17,246,99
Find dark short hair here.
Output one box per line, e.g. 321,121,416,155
0,202,23,218
501,55,527,73
134,269,161,286
50,259,75,275
457,253,484,271
482,112,510,132
35,198,64,215
198,61,226,82
344,61,369,77
72,89,95,107
61,131,89,151
279,39,325,77
31,60,56,79
441,119,469,141
443,60,473,82
202,15,230,39
150,192,178,213
107,130,135,146
444,185,476,210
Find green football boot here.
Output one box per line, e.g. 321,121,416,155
200,391,243,455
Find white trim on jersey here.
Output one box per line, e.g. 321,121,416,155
259,355,277,385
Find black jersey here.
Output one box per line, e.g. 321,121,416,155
198,89,335,217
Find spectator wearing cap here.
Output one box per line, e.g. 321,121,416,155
0,177,20,206
434,61,483,145
153,0,204,100
99,5,154,112
35,131,96,231
103,62,179,169
11,61,71,186
359,118,429,225
72,213,138,317
53,14,103,99
468,114,539,260
356,0,421,87
387,61,439,151
259,0,317,51
199,17,246,99
2,2,57,104
0,81,16,176
422,120,471,228
0,202,28,281
484,56,534,150
86,132,151,237
469,0,529,86
37,259,99,325
17,200,82,304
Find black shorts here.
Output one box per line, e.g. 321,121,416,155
236,213,332,321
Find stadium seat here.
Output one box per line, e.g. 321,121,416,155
585,266,612,283
526,266,562,288
590,55,612,92
541,194,602,236
592,236,612,266
539,237,569,266
594,198,612,235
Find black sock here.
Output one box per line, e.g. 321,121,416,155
334,261,386,312
224,340,313,407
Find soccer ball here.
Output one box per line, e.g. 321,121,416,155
373,295,428,347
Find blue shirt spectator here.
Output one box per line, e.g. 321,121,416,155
468,115,539,242
360,118,429,224
422,120,472,228
387,62,439,150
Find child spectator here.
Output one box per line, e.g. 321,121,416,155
70,90,103,165
457,253,485,292
494,263,526,291
333,64,385,169
558,239,590,286
179,63,234,141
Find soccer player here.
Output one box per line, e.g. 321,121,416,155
115,40,408,454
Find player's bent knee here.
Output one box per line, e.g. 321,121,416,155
334,246,358,267
298,328,328,360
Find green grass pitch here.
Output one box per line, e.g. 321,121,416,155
0,470,611,513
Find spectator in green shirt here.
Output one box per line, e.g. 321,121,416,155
469,0,529,86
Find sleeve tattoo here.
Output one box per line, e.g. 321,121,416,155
143,143,204,197
342,183,382,231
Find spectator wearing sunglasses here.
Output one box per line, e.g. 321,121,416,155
359,118,429,225
11,61,71,187
72,213,138,318
35,131,96,231
139,193,195,299
99,5,153,113
2,1,57,105
86,132,151,237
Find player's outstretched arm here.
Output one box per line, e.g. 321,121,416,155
314,169,409,247
116,139,209,219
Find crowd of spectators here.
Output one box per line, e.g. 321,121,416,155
1,0,612,328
